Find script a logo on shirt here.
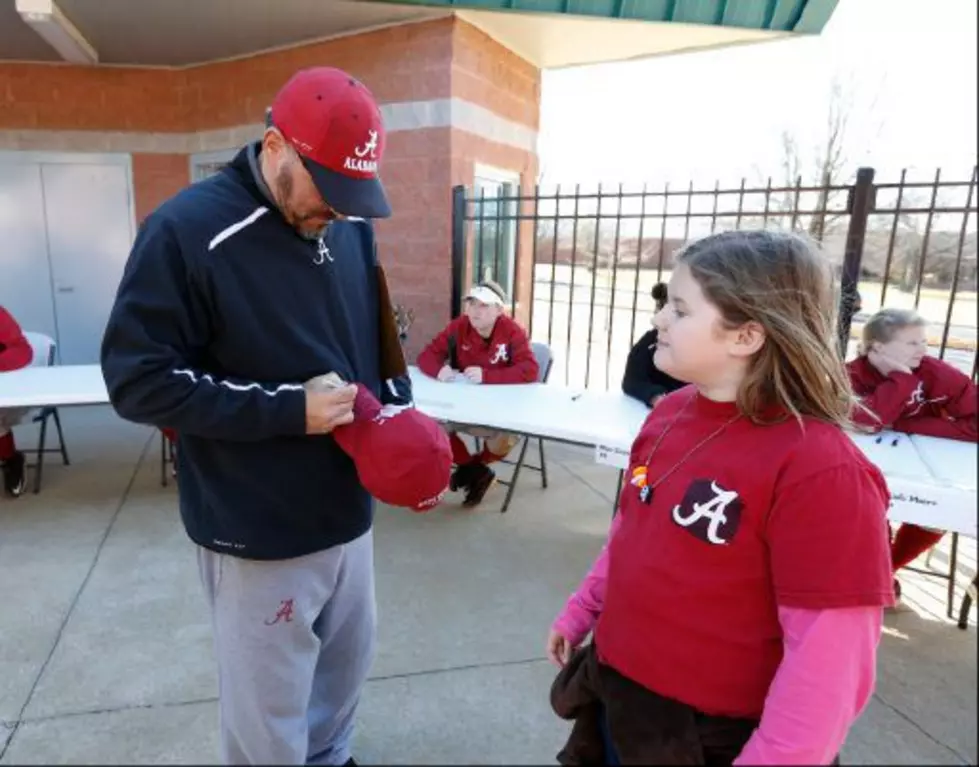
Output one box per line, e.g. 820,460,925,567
489,343,509,365
313,238,332,265
671,479,743,545
904,381,947,418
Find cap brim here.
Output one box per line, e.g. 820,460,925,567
303,157,392,219
465,286,505,306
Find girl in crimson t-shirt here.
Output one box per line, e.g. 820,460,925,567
546,231,894,765
847,307,977,601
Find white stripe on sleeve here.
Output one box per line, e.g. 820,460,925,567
207,207,269,252
173,368,304,396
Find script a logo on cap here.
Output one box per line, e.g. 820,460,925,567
372,403,410,425
416,486,448,511
345,130,379,174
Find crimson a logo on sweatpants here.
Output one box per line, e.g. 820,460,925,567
671,479,743,545
264,598,295,626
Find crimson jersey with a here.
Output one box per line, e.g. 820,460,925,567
594,388,894,719
0,306,33,373
848,355,977,442
416,314,538,384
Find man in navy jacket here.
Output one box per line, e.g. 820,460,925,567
102,68,399,766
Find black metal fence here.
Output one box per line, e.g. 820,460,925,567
451,166,978,389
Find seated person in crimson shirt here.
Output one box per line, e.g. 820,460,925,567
546,231,892,766
0,305,34,498
416,280,539,507
847,306,977,600
621,282,686,407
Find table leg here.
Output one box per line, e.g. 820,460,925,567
946,533,959,620
499,437,531,514
612,470,624,517
958,576,977,630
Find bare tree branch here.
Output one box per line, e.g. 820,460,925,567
775,71,889,242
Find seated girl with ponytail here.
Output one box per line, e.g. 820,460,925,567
847,307,977,600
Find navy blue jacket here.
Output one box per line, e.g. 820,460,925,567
101,144,405,560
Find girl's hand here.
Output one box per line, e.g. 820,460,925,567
437,365,456,382
868,348,912,377
546,629,574,667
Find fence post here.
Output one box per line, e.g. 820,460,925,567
451,185,467,320
837,167,876,357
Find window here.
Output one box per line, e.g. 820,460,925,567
471,164,520,301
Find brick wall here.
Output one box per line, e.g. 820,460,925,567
374,127,454,356
0,20,456,134
0,15,541,357
450,19,540,131
131,154,190,224
448,20,540,336
382,19,541,357
1,18,461,250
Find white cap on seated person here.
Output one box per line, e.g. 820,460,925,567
465,282,506,308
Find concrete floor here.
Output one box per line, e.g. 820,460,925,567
0,406,975,765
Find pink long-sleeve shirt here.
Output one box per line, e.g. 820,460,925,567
553,513,881,765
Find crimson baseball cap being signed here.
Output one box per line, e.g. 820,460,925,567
331,384,452,512
268,67,391,219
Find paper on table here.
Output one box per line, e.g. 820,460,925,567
595,443,630,469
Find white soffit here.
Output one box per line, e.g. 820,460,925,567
454,8,786,69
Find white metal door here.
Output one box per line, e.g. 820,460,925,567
0,162,59,344
41,162,134,365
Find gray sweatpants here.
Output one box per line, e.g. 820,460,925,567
197,529,376,765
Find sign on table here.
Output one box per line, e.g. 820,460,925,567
595,443,631,469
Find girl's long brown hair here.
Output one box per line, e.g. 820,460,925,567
676,229,858,428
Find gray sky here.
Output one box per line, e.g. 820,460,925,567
538,0,977,188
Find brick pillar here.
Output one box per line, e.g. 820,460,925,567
380,18,541,360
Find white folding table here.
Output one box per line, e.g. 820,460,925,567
848,429,977,622
0,364,109,409
848,430,976,538
408,367,647,461
910,433,978,626
4,366,975,622
5,364,974,527
0,364,109,493
408,367,649,512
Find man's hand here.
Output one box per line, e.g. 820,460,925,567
463,366,484,384
304,386,357,435
868,348,912,377
546,629,574,668
437,364,457,382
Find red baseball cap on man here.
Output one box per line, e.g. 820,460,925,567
268,67,391,219
312,378,451,512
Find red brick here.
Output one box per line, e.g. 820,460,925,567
0,15,542,347
131,154,190,223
